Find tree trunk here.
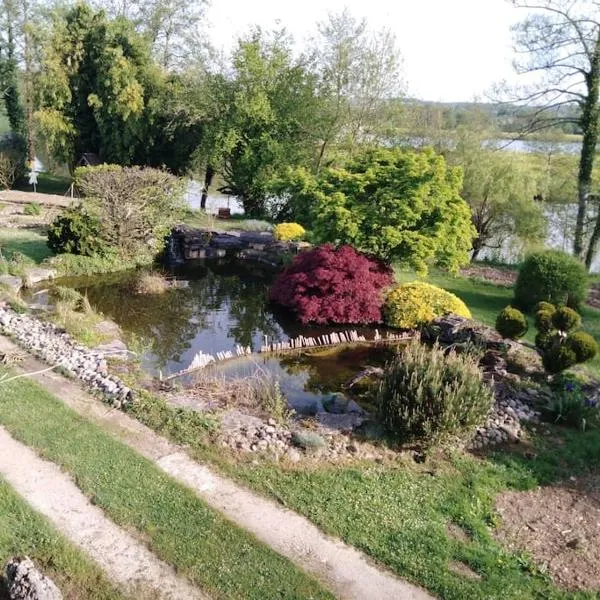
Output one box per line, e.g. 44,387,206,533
200,165,214,210
575,33,600,264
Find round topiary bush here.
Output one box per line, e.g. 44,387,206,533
542,344,578,375
273,222,306,241
535,331,553,351
552,306,582,332
269,244,394,324
567,331,599,363
383,282,471,329
535,308,555,333
377,341,493,447
514,250,588,311
495,306,528,339
534,301,556,314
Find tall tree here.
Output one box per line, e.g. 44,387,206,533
0,0,26,136
450,122,547,260
36,3,161,168
311,9,404,168
206,29,322,217
509,0,600,268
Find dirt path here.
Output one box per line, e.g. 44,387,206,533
0,190,71,207
0,335,433,600
0,427,206,600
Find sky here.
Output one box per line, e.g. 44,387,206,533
205,0,521,103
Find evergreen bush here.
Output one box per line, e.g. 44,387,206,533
495,306,528,339
514,250,588,311
377,341,493,447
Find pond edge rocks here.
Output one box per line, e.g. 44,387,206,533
0,306,132,408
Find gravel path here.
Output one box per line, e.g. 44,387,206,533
0,427,206,600
0,335,433,600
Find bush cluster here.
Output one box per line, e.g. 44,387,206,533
545,378,600,431
532,302,599,374
495,306,528,339
49,165,184,261
383,281,471,329
269,244,393,324
273,222,306,241
514,250,588,311
377,341,493,447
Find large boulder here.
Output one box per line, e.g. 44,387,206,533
4,557,62,600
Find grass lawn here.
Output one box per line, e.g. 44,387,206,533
0,228,53,264
0,477,123,599
0,372,332,600
13,173,72,196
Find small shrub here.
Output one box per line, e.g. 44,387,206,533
253,376,293,425
534,308,554,333
495,306,528,339
52,286,83,306
291,431,326,450
133,272,170,295
377,340,493,447
23,201,42,216
383,282,471,329
552,306,581,332
544,380,599,431
269,244,394,324
566,331,599,363
47,204,106,256
534,301,556,313
514,250,588,311
535,331,552,351
273,222,306,241
542,344,578,375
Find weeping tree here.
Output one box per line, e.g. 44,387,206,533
509,0,600,269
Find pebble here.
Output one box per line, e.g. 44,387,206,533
0,306,133,408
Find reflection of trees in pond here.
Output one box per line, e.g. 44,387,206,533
55,261,288,369
279,346,395,395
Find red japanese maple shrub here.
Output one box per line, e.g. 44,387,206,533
269,244,394,324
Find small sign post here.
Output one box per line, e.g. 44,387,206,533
28,169,38,193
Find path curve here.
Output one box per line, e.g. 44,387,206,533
0,426,207,600
0,335,433,600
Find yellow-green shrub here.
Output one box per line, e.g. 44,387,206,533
383,282,471,329
273,222,306,241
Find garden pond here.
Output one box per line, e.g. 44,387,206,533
45,260,395,413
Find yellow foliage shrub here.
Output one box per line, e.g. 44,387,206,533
273,222,306,241
384,281,471,329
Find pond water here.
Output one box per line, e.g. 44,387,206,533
52,260,392,412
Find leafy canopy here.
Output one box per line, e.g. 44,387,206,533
281,147,475,274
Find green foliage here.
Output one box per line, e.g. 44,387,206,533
544,380,600,431
23,202,41,216
542,343,577,375
207,30,323,217
534,302,597,374
377,341,493,447
534,308,554,333
47,204,106,256
383,281,471,329
566,331,599,363
534,301,556,313
70,165,185,260
514,250,588,311
535,331,552,351
495,306,528,339
35,4,161,168
279,147,475,273
450,121,547,259
0,133,26,187
551,306,581,332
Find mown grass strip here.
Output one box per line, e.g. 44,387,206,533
0,373,332,600
0,476,123,600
